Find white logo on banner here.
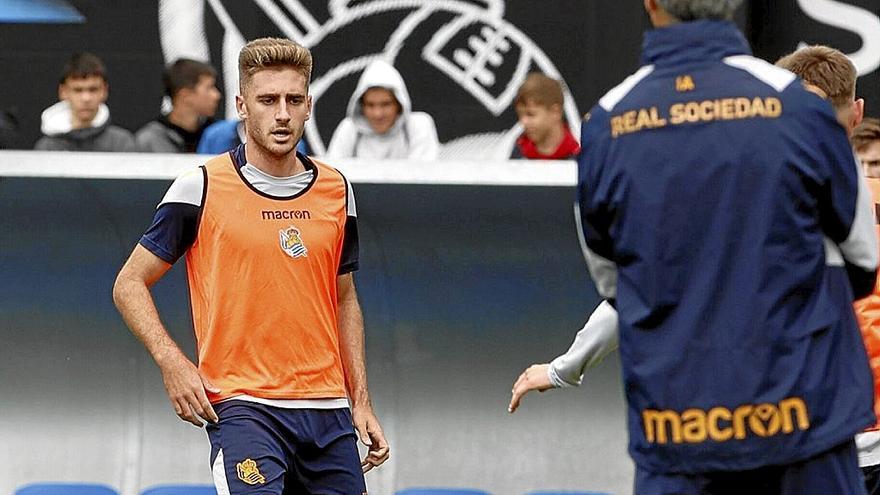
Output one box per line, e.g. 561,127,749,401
796,0,880,76
157,0,581,158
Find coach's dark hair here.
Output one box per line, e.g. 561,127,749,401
656,0,743,21
163,58,217,99
60,52,107,84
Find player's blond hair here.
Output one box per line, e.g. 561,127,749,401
852,118,880,152
775,45,857,110
238,37,312,92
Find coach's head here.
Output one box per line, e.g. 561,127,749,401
644,0,743,27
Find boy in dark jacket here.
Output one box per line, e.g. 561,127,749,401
35,52,134,152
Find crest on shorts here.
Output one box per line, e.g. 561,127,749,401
279,226,308,258
236,458,266,485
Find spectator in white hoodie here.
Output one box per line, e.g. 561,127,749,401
35,52,135,152
327,59,439,160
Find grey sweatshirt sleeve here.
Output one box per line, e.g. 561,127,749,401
548,300,619,388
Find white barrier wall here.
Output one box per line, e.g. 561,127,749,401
0,151,632,495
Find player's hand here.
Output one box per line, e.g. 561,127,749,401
508,363,553,413
352,404,390,473
158,352,220,427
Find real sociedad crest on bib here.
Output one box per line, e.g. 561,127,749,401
279,226,308,258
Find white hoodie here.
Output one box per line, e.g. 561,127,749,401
326,59,439,160
40,100,110,137
35,101,134,152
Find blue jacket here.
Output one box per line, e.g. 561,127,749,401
577,20,878,473
197,119,241,155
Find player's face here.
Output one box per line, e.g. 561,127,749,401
187,75,221,118
237,68,311,159
859,141,880,179
59,76,108,128
516,100,561,144
361,88,401,135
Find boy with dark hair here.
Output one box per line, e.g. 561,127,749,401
854,118,880,178
135,58,221,153
35,52,135,152
510,72,579,160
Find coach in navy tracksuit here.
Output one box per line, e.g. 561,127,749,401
577,0,879,493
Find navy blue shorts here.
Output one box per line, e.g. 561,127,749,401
206,401,366,495
635,440,866,495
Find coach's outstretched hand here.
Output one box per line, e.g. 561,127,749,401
353,404,390,473
159,351,220,427
508,363,554,413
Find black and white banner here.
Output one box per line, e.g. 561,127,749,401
1,0,878,151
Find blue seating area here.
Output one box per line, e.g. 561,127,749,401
141,485,217,495
15,484,218,495
16,483,610,495
15,484,118,495
396,490,492,495
528,491,612,495
394,490,611,495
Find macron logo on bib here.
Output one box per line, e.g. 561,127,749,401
261,209,312,220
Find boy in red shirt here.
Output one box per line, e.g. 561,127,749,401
510,73,580,160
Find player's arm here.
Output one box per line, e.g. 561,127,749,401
835,165,878,298
113,167,218,427
810,104,879,298
508,300,619,413
337,273,389,473
113,245,219,427
508,110,620,412
334,178,388,472
549,299,619,387
575,109,619,301
826,157,878,299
